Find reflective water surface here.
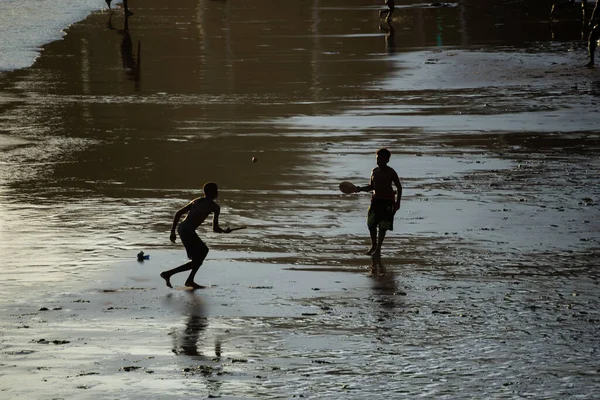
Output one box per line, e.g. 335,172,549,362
1,0,599,398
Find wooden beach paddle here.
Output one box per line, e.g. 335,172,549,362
339,181,358,194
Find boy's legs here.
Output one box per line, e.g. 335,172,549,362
367,227,378,255
371,228,387,264
366,201,379,254
161,257,207,289
367,226,388,257
375,228,387,255
184,255,208,289
371,229,385,269
366,199,393,255
161,234,209,289
160,260,197,288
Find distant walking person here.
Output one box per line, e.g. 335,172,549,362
160,182,233,290
105,0,133,15
379,0,395,22
587,0,600,66
354,148,402,264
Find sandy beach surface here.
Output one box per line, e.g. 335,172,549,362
1,0,600,398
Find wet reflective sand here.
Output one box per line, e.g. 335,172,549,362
1,0,599,398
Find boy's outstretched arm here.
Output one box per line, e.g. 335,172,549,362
355,174,374,193
355,170,375,193
211,207,232,233
355,183,373,193
170,203,192,243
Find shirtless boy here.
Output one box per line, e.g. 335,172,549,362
160,182,232,290
355,148,402,260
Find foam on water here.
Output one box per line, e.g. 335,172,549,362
0,0,119,72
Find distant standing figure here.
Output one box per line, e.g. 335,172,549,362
355,148,402,264
587,0,600,66
160,182,233,290
379,0,395,22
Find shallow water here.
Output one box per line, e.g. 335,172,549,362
0,0,118,71
1,0,600,398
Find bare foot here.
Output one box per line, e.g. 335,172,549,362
160,272,172,288
365,246,378,255
585,61,595,68
185,281,207,290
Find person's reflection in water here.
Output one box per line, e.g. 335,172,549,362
370,262,403,315
379,20,396,54
180,298,208,356
108,12,141,88
120,14,141,86
168,292,222,358
369,264,403,352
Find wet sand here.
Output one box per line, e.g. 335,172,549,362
1,0,600,398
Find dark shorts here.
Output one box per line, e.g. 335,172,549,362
177,225,208,260
367,198,394,231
